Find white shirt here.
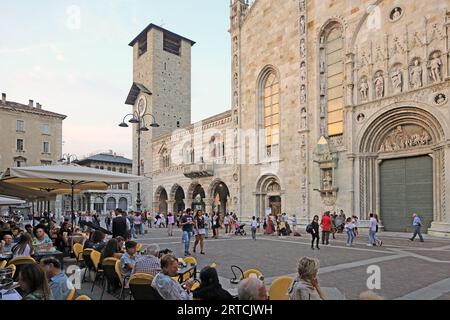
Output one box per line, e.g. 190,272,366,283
368,217,378,231
224,216,229,224
251,220,258,228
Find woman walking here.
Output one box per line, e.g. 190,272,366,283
193,210,206,254
310,215,320,250
345,217,356,247
167,212,175,236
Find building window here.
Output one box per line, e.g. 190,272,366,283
138,35,147,57
112,167,116,172
262,72,280,156
42,124,50,135
107,167,111,171
100,166,104,170
16,139,24,151
325,25,344,136
124,183,129,190
43,142,49,153
123,168,128,174
41,160,52,166
161,148,170,169
16,120,25,132
163,33,181,56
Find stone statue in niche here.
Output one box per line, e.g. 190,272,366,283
299,16,305,35
234,92,239,108
233,109,239,125
374,72,384,98
319,59,326,74
320,78,326,96
301,108,307,129
300,39,306,58
320,98,326,118
234,74,238,90
300,85,306,104
359,79,369,101
322,170,333,191
320,120,327,136
299,0,306,12
391,67,403,93
409,59,423,89
300,62,306,82
429,52,442,83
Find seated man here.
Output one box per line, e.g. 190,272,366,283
120,241,137,279
132,244,161,276
32,226,54,252
152,254,194,300
238,276,268,300
0,234,14,254
41,256,73,300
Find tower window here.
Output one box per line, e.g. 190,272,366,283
138,35,147,57
163,33,181,56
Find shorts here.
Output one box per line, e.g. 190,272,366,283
195,229,206,236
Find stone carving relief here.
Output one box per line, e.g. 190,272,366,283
356,113,365,122
300,85,306,103
299,16,305,35
301,108,307,129
390,65,403,93
267,182,280,192
320,78,326,96
299,0,305,12
322,170,333,191
320,99,326,118
374,71,385,99
389,7,403,22
359,77,369,101
435,93,447,105
409,59,423,89
300,62,306,82
428,51,443,83
378,125,432,152
300,39,306,58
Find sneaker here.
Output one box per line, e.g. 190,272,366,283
316,247,320,250
366,244,373,247
420,240,424,242
409,238,414,241
311,247,314,250
346,244,351,247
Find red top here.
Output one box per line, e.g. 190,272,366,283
321,215,332,231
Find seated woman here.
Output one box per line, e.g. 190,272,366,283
288,257,326,300
193,266,233,300
19,263,52,300
12,233,34,258
32,226,54,252
100,238,123,263
83,230,106,252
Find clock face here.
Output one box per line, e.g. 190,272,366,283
137,96,147,116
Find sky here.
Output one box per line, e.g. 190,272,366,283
0,0,232,160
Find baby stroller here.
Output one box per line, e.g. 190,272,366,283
235,223,247,236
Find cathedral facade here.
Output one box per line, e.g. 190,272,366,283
127,0,450,237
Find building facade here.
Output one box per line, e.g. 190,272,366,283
129,0,450,237
65,151,133,215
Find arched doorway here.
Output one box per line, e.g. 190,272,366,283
172,185,185,213
191,184,205,212
210,181,230,216
118,198,128,211
94,197,104,214
157,189,168,215
358,105,446,232
255,175,282,218
106,197,116,211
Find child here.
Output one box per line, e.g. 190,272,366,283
352,216,359,236
345,217,356,247
256,217,261,233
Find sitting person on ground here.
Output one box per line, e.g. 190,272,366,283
359,290,384,300
238,276,268,300
11,233,34,258
193,266,233,300
120,241,137,278
132,244,161,276
41,256,73,300
152,254,194,300
0,234,14,254
19,264,52,300
32,226,53,252
289,257,326,300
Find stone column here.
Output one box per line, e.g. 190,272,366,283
167,200,175,214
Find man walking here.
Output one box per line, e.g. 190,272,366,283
320,212,331,245
367,213,377,246
180,209,194,256
410,213,424,242
251,216,257,240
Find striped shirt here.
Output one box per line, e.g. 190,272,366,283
133,255,161,276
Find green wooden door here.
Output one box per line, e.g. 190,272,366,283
380,156,433,232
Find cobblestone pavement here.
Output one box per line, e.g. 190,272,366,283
74,226,450,300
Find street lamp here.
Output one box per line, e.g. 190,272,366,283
58,153,78,227
119,111,159,212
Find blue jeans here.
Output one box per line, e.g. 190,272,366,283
251,227,257,240
182,231,192,254
411,225,424,241
347,230,355,245
368,230,376,245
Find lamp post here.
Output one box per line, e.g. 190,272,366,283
58,154,78,227
119,111,159,212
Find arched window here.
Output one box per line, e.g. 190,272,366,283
262,72,280,156
322,24,344,136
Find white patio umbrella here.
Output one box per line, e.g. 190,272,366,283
0,196,26,206
1,164,144,225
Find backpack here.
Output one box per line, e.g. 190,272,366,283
306,224,313,234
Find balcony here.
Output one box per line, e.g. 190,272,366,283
183,163,214,179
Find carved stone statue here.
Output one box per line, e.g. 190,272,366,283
391,68,403,93
374,72,384,98
300,39,306,58
391,7,402,20
320,99,326,118
300,85,306,104
319,59,326,74
300,62,306,82
359,79,369,101
379,125,432,152
323,170,332,190
320,120,327,136
429,52,442,83
299,16,305,35
301,108,307,129
435,93,447,105
320,78,326,96
410,59,423,89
